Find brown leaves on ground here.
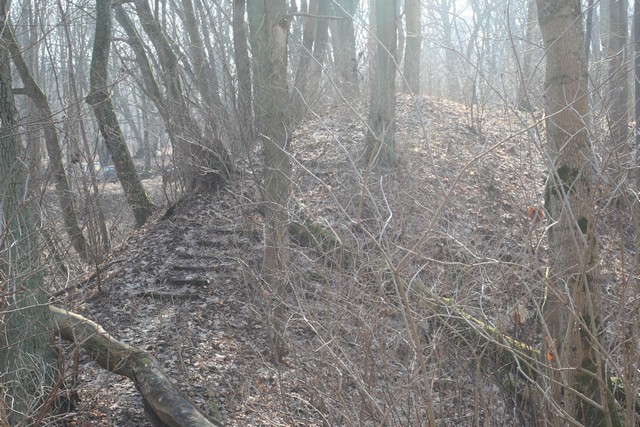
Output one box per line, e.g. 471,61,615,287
54,94,561,426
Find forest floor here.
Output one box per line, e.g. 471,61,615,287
48,94,633,426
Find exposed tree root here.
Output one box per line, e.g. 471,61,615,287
50,306,222,427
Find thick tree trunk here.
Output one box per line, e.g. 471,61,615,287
332,0,359,96
536,0,622,424
608,0,629,158
402,0,421,94
247,0,292,362
87,0,155,227
0,12,56,424
5,24,90,263
232,0,254,150
50,306,221,427
366,0,397,167
585,0,595,61
635,0,640,149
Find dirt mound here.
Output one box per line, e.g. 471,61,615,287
54,94,554,426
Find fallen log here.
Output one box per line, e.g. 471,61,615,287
49,306,222,427
415,284,638,422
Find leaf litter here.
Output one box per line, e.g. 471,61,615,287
52,93,630,426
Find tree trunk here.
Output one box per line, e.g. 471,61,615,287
332,0,359,96
309,0,330,84
608,0,629,158
5,24,91,262
585,0,595,61
57,0,111,256
87,0,155,227
402,0,421,94
516,0,536,111
193,0,229,133
293,0,329,116
439,0,459,100
114,5,170,130
232,0,254,150
366,0,397,168
49,306,221,427
132,0,232,194
181,0,220,140
536,0,622,424
0,14,56,424
247,0,292,362
635,0,640,151
294,0,318,95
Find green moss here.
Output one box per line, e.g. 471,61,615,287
208,400,221,422
557,165,571,183
288,219,351,267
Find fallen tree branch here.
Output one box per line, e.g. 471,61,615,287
50,305,222,427
416,285,639,421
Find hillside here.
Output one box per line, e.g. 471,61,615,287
51,94,629,426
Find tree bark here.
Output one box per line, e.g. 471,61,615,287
293,0,318,96
57,0,111,255
293,0,330,116
0,11,57,424
181,0,220,140
402,0,421,94
608,0,629,158
87,0,155,227
366,0,397,167
232,0,254,150
114,5,171,132
516,0,536,111
585,0,595,61
536,0,622,424
5,23,91,263
439,0,459,100
247,0,292,362
332,0,359,96
635,0,640,150
309,0,330,84
49,306,221,427
132,0,232,194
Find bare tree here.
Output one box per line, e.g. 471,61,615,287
366,0,397,167
331,0,359,96
5,25,91,262
293,0,330,118
87,0,155,227
515,0,536,111
181,0,225,147
402,0,421,94
129,0,232,193
437,0,459,100
247,0,292,362
294,0,319,95
607,0,629,159
536,0,622,424
0,8,56,423
232,0,254,149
